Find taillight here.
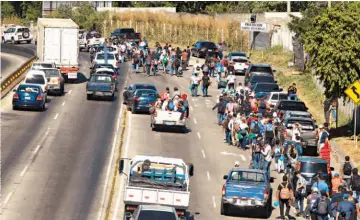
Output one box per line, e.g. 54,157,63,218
135,97,140,102
315,130,319,138
58,77,61,84
36,95,42,101
110,85,114,91
124,34,127,39
264,189,269,200
222,185,226,197
13,93,19,99
87,40,90,44
296,162,301,171
245,62,250,66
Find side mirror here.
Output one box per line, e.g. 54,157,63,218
270,177,275,183
89,67,93,69
124,212,132,219
188,163,194,177
119,159,125,174
279,88,283,92
223,175,228,180
273,69,276,72
274,80,278,83
330,167,335,171
306,107,309,110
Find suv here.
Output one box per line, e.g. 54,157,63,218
191,41,218,58
244,64,275,85
2,26,32,44
293,157,333,196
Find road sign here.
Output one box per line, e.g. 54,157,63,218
345,81,360,103
240,22,267,32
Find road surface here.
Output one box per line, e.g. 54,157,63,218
1,52,28,81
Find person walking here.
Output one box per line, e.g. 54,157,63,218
350,168,360,200
261,141,272,180
201,73,211,97
276,175,294,220
342,156,353,188
212,94,227,125
294,171,306,217
190,73,200,97
313,190,331,220
332,173,344,195
337,193,355,220
144,55,152,77
306,187,320,220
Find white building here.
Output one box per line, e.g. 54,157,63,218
42,1,112,16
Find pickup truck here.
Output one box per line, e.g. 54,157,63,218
119,155,194,219
79,31,105,52
86,74,115,101
110,28,141,44
151,110,187,132
221,168,273,218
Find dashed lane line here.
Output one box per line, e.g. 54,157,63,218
53,113,59,120
3,192,13,205
207,171,211,181
33,145,41,155
197,132,201,139
68,90,72,94
20,165,29,177
212,196,217,208
62,101,65,106
193,118,197,124
201,149,206,158
240,154,246,161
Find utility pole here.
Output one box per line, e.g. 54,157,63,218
328,1,331,8
287,1,291,14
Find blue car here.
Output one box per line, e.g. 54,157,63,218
221,168,273,218
12,84,46,111
127,89,158,114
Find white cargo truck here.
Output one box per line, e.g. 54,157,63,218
37,18,79,82
119,155,194,219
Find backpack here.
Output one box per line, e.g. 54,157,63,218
244,101,252,113
202,64,209,72
309,194,320,212
218,101,226,113
196,66,201,71
280,183,291,199
134,55,139,63
163,56,168,64
259,99,266,109
274,146,281,157
140,50,144,57
168,101,175,111
265,124,274,138
174,58,181,67
317,197,329,215
343,162,352,176
351,175,360,190
252,123,260,134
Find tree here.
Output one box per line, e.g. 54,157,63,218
20,1,42,22
1,2,15,19
303,2,360,99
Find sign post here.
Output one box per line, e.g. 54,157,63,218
345,81,360,147
240,22,268,32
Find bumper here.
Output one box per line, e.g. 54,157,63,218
152,119,186,127
235,69,246,74
134,104,152,112
79,43,86,49
48,84,61,92
222,197,267,209
13,100,43,109
87,91,114,97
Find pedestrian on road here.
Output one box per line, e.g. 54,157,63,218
261,141,272,180
318,124,329,152
321,99,332,124
276,175,293,220
337,193,355,220
294,171,306,217
332,173,344,195
350,168,360,200
190,73,200,97
306,187,320,220
342,156,353,188
312,174,330,197
313,190,331,220
212,94,227,125
201,73,211,97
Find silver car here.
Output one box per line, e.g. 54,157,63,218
40,68,65,95
127,205,185,220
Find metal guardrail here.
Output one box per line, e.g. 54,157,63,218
1,44,37,99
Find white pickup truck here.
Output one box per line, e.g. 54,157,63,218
120,155,194,219
79,31,105,51
150,110,187,132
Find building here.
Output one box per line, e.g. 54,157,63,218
42,1,112,16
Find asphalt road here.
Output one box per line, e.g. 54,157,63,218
1,44,129,220
1,52,28,81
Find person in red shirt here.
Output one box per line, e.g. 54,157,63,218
320,141,331,164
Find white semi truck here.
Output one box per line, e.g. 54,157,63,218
37,18,79,82
119,155,194,219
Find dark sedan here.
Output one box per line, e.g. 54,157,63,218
127,89,158,114
123,83,157,104
248,74,276,89
191,41,218,58
12,84,46,111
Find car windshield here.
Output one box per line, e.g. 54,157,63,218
230,171,265,182
231,52,247,57
120,28,134,33
95,64,114,70
18,85,40,93
96,71,114,76
41,69,60,77
287,120,314,130
136,90,157,97
279,101,307,111
135,85,156,91
300,162,328,174
138,211,177,220
251,76,274,83
25,75,45,84
89,75,112,83
97,47,116,52
86,32,101,39
96,54,115,60
202,42,216,48
33,63,54,69
250,66,272,74
254,83,279,92
232,57,247,63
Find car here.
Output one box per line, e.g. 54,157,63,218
24,70,48,100
191,40,218,58
90,63,118,75
12,84,46,111
253,83,283,97
79,31,104,51
95,45,119,55
2,26,32,44
110,28,141,44
293,157,333,196
221,168,273,218
31,62,56,70
244,64,275,85
283,110,313,120
267,92,288,108
248,74,276,89
40,68,65,95
86,74,116,101
228,52,250,75
127,89,158,114
127,204,184,220
281,116,319,156
95,67,118,90
123,83,157,104
93,52,118,69
274,100,309,116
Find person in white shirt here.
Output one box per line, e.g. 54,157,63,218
291,122,302,141
261,142,272,180
226,73,236,90
193,60,201,75
190,73,201,97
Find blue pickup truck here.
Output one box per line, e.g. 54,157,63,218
221,168,273,218
86,74,116,101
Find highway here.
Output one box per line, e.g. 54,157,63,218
1,52,28,80
1,44,129,220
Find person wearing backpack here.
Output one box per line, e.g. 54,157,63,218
337,193,355,220
350,168,360,200
212,94,227,125
264,120,275,147
144,55,152,77
209,58,216,77
305,187,320,219
294,171,307,217
258,97,267,116
342,156,353,188
174,57,181,76
201,73,211,97
276,175,293,220
314,190,331,220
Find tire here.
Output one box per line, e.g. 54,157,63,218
2,37,5,44
87,94,92,100
262,192,272,218
40,103,45,112
26,40,31,44
220,201,228,216
11,37,15,44
12,105,17,110
60,85,65,96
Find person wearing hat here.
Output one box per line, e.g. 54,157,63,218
336,193,355,220
234,161,240,168
173,87,181,98
305,187,319,220
311,174,330,197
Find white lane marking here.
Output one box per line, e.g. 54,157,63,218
193,118,197,124
212,196,216,208
190,106,194,111
112,112,132,220
207,171,211,181
4,192,13,205
33,145,41,155
194,104,197,107
53,113,59,120
197,132,201,139
201,149,206,158
62,101,65,106
68,90,72,94
20,165,29,177
240,154,246,161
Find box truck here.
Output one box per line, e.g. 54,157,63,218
37,18,79,82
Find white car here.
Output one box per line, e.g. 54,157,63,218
24,70,48,100
268,92,288,108
151,110,187,132
128,205,185,220
2,26,32,44
31,62,56,70
79,31,105,51
229,52,250,75
93,52,118,69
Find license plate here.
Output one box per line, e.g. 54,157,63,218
208,49,212,52
165,121,174,125
25,96,31,100
95,92,103,96
18,36,22,39
68,72,77,79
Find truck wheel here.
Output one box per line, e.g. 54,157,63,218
220,201,228,216
2,37,5,44
11,37,15,44
87,94,92,100
26,40,31,44
110,94,115,101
